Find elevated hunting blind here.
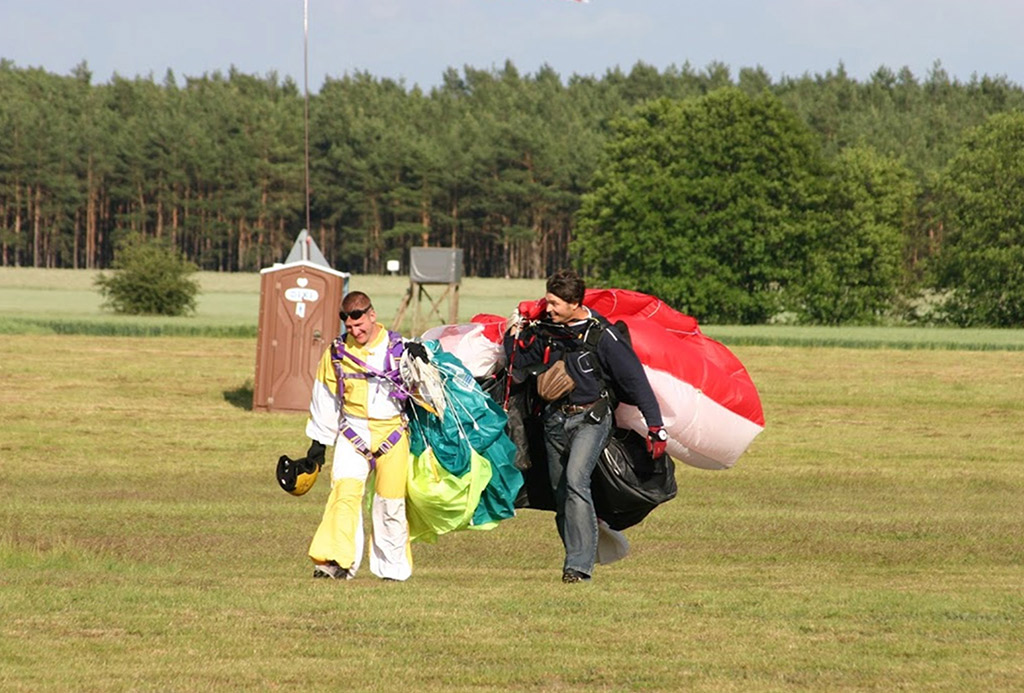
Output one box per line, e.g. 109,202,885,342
392,247,463,335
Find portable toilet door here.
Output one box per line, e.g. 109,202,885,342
253,260,349,412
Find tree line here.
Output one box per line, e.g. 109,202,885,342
2,58,1023,324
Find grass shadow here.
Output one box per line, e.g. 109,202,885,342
223,380,253,410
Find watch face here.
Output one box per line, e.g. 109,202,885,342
656,428,668,441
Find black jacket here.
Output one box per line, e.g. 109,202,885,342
505,309,663,428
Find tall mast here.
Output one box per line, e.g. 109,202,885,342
303,0,312,248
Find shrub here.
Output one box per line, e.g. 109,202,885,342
95,236,200,316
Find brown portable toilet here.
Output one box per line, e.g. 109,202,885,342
253,231,350,412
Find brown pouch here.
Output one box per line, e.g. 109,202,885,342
536,360,576,401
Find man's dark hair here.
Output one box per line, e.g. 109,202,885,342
546,269,585,305
341,291,372,312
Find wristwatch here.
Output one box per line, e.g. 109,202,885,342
652,427,669,441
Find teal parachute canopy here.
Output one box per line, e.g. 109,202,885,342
406,342,522,540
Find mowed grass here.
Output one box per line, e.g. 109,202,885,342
2,335,1023,691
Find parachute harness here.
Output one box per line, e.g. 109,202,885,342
330,332,412,470
513,316,613,408
330,333,412,401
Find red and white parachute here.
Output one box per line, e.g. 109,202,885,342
422,288,764,470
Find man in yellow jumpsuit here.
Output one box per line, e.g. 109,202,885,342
303,291,426,581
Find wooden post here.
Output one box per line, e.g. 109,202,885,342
449,282,459,323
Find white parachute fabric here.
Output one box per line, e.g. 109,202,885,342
613,365,765,470
420,322,506,379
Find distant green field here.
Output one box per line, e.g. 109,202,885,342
0,267,544,337
703,324,1024,351
3,267,1024,349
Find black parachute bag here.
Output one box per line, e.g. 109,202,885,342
591,428,677,530
480,359,676,526
478,368,537,475
479,364,556,510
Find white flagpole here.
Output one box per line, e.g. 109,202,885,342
303,0,312,253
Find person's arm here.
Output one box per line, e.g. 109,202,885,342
504,322,546,368
599,329,663,429
305,346,341,445
305,440,326,466
599,332,668,457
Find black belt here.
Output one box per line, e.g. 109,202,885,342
559,400,598,415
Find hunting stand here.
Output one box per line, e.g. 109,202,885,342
391,248,464,335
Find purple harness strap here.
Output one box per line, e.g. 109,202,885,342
330,332,410,470
339,420,404,471
330,334,411,401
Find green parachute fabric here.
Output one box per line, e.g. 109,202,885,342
406,447,492,543
406,341,522,537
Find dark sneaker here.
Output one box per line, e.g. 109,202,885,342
561,569,591,583
313,563,350,580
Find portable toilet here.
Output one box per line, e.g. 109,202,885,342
253,231,350,412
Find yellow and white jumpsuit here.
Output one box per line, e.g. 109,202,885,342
305,324,413,581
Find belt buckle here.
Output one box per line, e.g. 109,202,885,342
561,401,591,415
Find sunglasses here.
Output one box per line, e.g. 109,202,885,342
339,306,373,321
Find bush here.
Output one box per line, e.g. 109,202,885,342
95,236,200,316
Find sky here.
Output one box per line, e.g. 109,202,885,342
3,0,1024,92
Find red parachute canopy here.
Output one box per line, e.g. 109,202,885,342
583,288,764,427
469,288,764,469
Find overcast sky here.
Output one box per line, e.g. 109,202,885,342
3,0,1024,91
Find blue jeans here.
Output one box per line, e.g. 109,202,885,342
543,405,612,576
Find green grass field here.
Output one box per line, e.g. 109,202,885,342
2,268,1024,690
2,333,1023,690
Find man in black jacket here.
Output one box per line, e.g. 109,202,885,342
507,270,667,583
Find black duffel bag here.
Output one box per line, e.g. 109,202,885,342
590,428,677,530
480,369,677,530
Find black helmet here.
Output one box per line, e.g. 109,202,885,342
276,454,321,496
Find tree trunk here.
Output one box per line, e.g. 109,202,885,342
531,211,544,279
450,197,459,249
421,197,431,247
277,218,285,263
257,186,268,270
501,215,513,279
97,191,108,268
171,198,179,250
368,194,381,273
1,200,7,266
47,218,56,268
86,172,98,269
14,183,22,267
73,208,81,269
32,186,41,268
136,182,146,234
237,217,247,271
